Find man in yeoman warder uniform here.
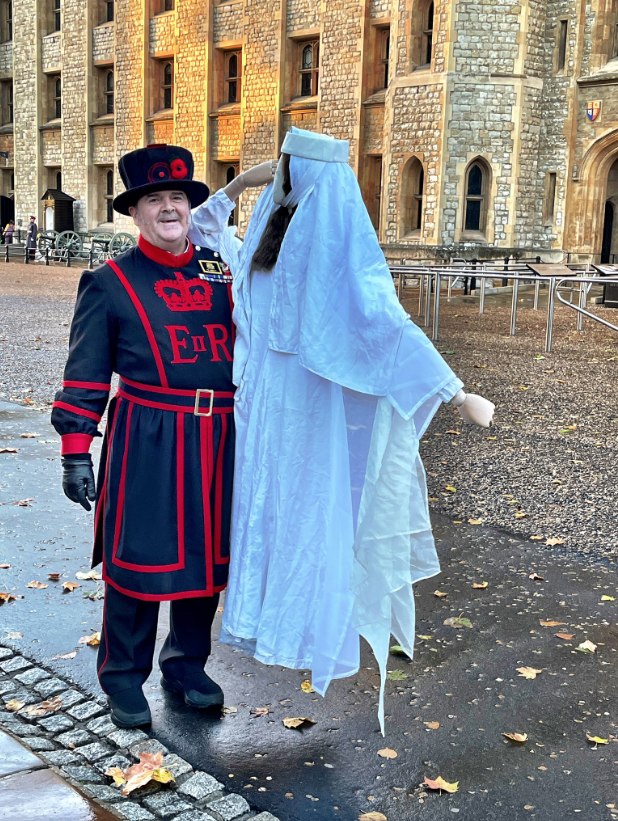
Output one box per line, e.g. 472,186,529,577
51,144,275,728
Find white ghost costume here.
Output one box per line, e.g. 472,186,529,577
192,128,463,731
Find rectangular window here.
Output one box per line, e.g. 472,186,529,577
2,1,12,43
379,28,390,90
299,40,319,97
105,169,114,223
49,74,61,120
103,69,114,115
557,20,568,72
105,0,113,22
3,81,12,124
544,172,557,226
224,50,241,104
54,0,61,32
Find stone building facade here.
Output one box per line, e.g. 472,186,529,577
1,0,618,261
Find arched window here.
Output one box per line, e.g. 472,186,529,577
401,156,425,236
412,0,435,69
299,40,319,97
105,169,114,222
463,159,490,234
225,51,241,104
56,170,61,190
162,61,173,109
105,70,114,114
54,76,61,119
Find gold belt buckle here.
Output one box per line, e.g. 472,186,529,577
194,388,214,417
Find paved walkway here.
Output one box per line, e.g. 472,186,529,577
0,726,117,821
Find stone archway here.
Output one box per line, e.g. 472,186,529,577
569,130,618,257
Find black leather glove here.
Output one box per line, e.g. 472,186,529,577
62,453,96,511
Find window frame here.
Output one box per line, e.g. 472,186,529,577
379,28,390,90
544,172,557,227
1,1,12,43
401,156,425,238
104,69,114,115
462,159,490,237
224,163,239,225
161,60,174,110
53,0,61,33
224,50,242,104
556,19,568,73
105,0,114,22
52,75,61,121
105,169,114,223
299,39,319,98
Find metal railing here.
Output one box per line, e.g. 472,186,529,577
390,263,618,353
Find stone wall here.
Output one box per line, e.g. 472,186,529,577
13,0,40,225
175,0,208,179
281,107,317,132
319,0,364,169
149,10,175,56
384,83,443,243
369,0,391,19
61,0,89,231
286,0,320,32
41,34,61,72
92,125,114,164
442,81,517,245
41,128,62,165
0,42,12,77
514,84,543,247
210,115,241,159
363,103,384,154
213,1,243,43
453,0,522,76
92,23,115,64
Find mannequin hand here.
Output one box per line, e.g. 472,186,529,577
224,160,278,201
62,454,96,511
451,390,495,428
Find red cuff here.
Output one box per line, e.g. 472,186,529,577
61,434,94,455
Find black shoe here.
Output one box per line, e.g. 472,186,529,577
160,672,224,709
108,688,152,729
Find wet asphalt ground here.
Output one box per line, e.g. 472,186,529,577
1,399,617,821
1,262,618,820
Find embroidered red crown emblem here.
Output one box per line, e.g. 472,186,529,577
154,271,213,311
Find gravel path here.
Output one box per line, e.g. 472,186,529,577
1,261,617,558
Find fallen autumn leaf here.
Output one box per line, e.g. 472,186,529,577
502,732,528,743
423,776,459,794
517,667,543,679
62,582,80,593
27,580,48,589
24,696,63,716
283,717,316,730
377,748,398,759
576,640,597,654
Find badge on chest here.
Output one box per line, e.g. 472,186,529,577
198,259,233,283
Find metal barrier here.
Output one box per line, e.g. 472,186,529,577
390,263,618,352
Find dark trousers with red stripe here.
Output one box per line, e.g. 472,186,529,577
97,584,219,696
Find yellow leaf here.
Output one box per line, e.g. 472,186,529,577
555,633,574,641
151,767,175,785
301,680,315,693
601,595,615,602
62,582,80,593
472,581,488,589
6,699,24,712
27,580,48,589
586,734,608,746
540,620,566,627
434,590,448,598
0,592,16,603
417,635,432,640
445,430,461,435
106,767,127,787
545,538,565,546
468,518,484,525
576,640,597,654
502,732,528,743
377,748,398,759
283,717,316,730
517,666,543,680
445,485,457,493
424,721,440,729
423,776,459,793
358,814,388,821
515,512,529,519
518,385,529,390
530,535,543,540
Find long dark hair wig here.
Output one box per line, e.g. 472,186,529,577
251,153,296,272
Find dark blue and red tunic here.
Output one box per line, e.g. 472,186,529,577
51,236,236,601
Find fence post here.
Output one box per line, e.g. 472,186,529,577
545,278,557,353
45,247,49,266
502,255,509,287
424,272,432,328
24,246,28,264
89,244,94,271
432,273,441,341
533,277,540,310
66,250,71,268
577,279,586,331
418,272,425,317
510,276,519,336
479,275,486,314
4,244,8,263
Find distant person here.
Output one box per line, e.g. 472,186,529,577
2,219,14,244
26,215,37,260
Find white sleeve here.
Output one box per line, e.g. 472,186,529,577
188,189,240,257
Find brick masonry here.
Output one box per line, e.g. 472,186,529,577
5,0,618,261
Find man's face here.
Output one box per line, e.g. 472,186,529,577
129,190,191,250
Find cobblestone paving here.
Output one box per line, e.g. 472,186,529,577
1,263,616,558
0,645,279,821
